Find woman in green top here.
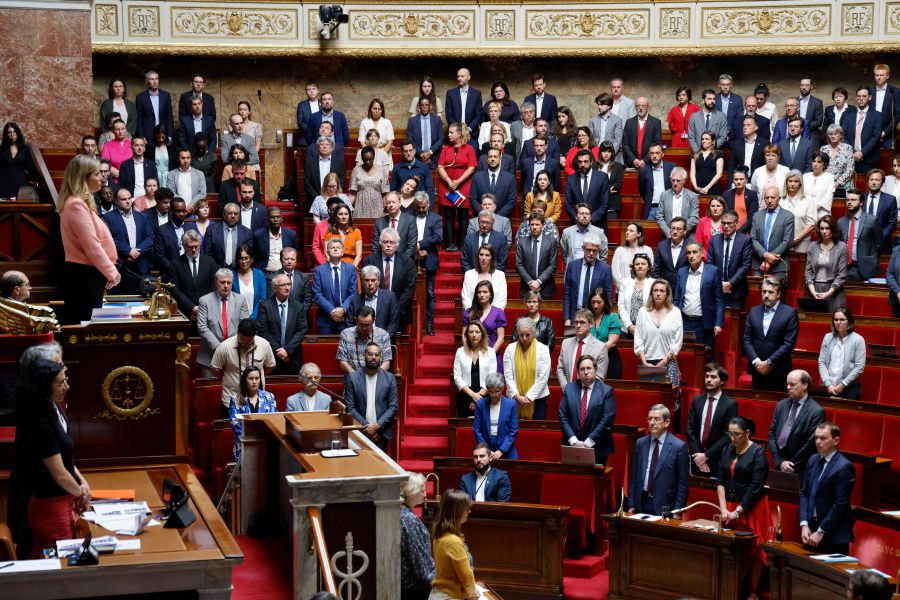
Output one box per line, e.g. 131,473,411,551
589,287,622,379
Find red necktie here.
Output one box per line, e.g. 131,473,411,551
579,386,589,431
221,298,228,338
383,258,392,289
391,218,397,229
700,397,715,449
571,340,583,382
637,119,645,157
847,217,856,264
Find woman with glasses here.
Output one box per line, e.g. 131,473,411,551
818,307,866,400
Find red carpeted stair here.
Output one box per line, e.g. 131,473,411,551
233,535,292,600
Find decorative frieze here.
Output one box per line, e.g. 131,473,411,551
526,10,649,40
94,3,118,36
171,8,297,38
701,6,830,38
349,11,474,40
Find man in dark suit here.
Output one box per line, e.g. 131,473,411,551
686,363,738,476
871,64,900,149
103,188,155,293
118,137,158,199
767,370,825,476
268,247,310,311
253,206,298,277
459,443,512,502
476,133,516,175
622,97,662,170
143,187,172,238
652,217,689,290
294,82,320,149
562,233,613,324
740,94,771,142
863,169,898,254
154,197,198,276
135,70,174,142
777,117,814,173
371,192,418,260
177,74,216,123
361,228,417,332
888,243,900,317
515,214,558,300
848,87,883,173
839,188,881,281
674,242,724,349
509,103,537,164
638,144,675,220
256,273,308,375
312,238,358,334
750,186,795,277
445,68,483,139
413,194,443,335
518,120,561,163
798,77,825,148
799,422,855,554
559,355,616,465
518,134,561,199
461,212,509,272
347,266,399,340
178,96,217,150
203,202,252,269
628,404,690,515
743,278,799,391
170,230,217,321
722,166,759,235
306,91,350,149
729,117,767,178
564,149,610,228
524,73,558,127
715,75,743,146
390,140,435,204
406,98,444,169
303,137,346,203
823,88,856,135
344,343,398,451
772,98,810,144
469,148,517,216
706,210,753,309
220,162,262,206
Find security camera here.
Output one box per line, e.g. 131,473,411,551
317,5,348,39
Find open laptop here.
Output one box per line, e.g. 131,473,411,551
561,445,596,466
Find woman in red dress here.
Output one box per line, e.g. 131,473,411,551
437,122,477,251
666,86,700,149
717,416,772,600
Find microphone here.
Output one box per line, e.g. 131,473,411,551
297,372,344,402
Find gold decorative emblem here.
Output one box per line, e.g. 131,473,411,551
172,9,296,38
123,333,132,343
350,11,473,40
95,366,159,420
757,9,773,32
703,7,829,37
402,14,419,36
227,11,243,34
579,13,598,35
527,10,648,39
176,331,185,341
95,4,118,36
68,335,78,345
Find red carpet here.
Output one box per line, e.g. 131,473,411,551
564,571,609,600
233,535,293,600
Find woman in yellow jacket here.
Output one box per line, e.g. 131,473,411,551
430,489,478,600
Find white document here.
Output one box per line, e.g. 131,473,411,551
0,559,61,573
628,513,663,522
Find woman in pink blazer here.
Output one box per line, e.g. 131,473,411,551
57,155,120,323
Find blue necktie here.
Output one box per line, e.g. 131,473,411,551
764,210,775,251
581,263,592,308
332,266,341,305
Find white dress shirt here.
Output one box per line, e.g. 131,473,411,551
121,210,137,249
682,263,703,317
176,169,192,201
365,371,378,425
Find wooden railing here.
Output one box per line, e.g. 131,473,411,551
307,506,338,595
27,142,58,205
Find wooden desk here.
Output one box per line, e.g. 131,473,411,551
603,513,756,600
0,464,242,599
764,541,898,600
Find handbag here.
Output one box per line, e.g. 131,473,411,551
637,364,670,383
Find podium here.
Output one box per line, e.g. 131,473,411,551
603,513,757,600
62,318,191,467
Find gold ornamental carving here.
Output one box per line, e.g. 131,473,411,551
84,333,118,344
526,10,649,39
349,11,474,40
887,3,900,34
661,8,690,39
842,4,873,35
129,5,160,37
486,10,515,41
95,366,159,421
95,3,118,36
138,332,172,342
702,7,829,37
172,9,297,38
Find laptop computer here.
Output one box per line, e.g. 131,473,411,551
560,444,596,466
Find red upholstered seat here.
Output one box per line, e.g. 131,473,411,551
606,432,630,501
541,473,594,554
880,416,900,493
877,368,900,406
735,399,775,444
851,517,900,576
832,410,883,457
515,431,563,462
453,427,476,456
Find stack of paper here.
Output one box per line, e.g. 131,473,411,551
0,559,61,572
55,537,141,557
810,554,858,563
85,501,155,535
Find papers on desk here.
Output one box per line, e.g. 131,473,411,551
0,559,61,573
628,513,663,522
56,537,141,557
84,501,157,535
321,448,359,458
810,553,858,563
475,583,491,600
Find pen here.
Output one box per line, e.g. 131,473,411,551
0,562,14,570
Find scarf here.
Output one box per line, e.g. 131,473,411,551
514,341,537,419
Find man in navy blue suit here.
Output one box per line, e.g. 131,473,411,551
461,211,508,272
518,135,561,199
559,355,616,465
469,148,517,216
414,194,443,335
154,197,198,277
674,242,724,349
518,120,561,164
135,70,174,142
638,145,675,220
848,87,882,173
178,96,217,150
652,217,689,290
798,76,825,148
564,150,610,228
390,141,435,205
312,238,358,334
204,202,252,268
306,91,350,149
772,98,810,144
777,117,814,173
706,211,753,309
863,169,898,254
628,404,690,516
253,206,298,276
740,95,771,142
445,68,483,138
799,422,855,555
562,234,613,325
742,277,799,391
103,189,155,293
117,137,158,200
459,443,511,502
294,82,320,148
715,74,744,146
406,98,444,170
871,63,900,149
524,73,558,127
729,117,768,178
178,74,217,123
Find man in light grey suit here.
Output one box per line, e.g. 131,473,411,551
557,308,609,387
344,343,399,451
560,203,609,265
466,194,513,245
515,213,558,299
286,362,333,411
610,78,637,122
588,93,623,153
220,113,260,167
196,269,251,377
166,148,206,207
688,89,730,151
656,167,700,239
750,185,796,276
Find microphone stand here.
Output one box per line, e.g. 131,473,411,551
297,372,345,413
666,500,725,531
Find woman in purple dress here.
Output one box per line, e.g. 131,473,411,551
462,280,507,369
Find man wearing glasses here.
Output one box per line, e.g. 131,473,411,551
706,209,753,310
628,404,690,516
256,273,308,375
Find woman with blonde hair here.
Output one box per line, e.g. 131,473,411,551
634,279,683,384
780,169,817,254
309,172,351,223
453,321,497,418
400,472,435,600
430,490,477,600
477,101,511,148
57,154,120,323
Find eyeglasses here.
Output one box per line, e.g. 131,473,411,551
55,377,69,388
727,430,746,439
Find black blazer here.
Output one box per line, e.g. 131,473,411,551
721,188,759,235
767,396,825,474
638,161,675,219
742,302,799,380
622,115,663,166
178,91,217,123
777,137,814,172
347,289,399,339
178,114,217,150
686,393,738,467
603,163,624,213
515,234,558,299
823,105,857,136
416,212,443,272
524,92,558,125
728,138,767,178
717,443,769,512
303,152,347,202
135,89,175,142
220,178,262,207
518,155,562,200
169,253,218,315
154,221,199,276
117,158,159,197
652,239,688,290
705,233,753,306
360,252,417,329
256,296,308,369
202,221,253,268
371,213,419,261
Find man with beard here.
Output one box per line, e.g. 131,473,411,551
459,443,511,502
343,343,398,451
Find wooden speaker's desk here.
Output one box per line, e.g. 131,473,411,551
603,513,756,600
0,464,242,599
764,541,898,600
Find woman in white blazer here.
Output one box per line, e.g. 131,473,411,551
802,151,836,218
616,253,655,337
750,144,789,199
461,245,508,310
818,307,866,400
503,317,551,420
453,321,498,417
